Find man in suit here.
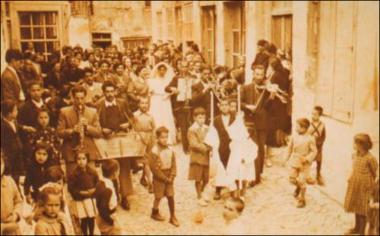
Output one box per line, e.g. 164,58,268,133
240,65,272,186
165,60,196,153
1,99,35,184
57,85,102,177
96,81,133,211
191,65,218,124
1,49,25,103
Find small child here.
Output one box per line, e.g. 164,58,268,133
24,142,59,203
0,153,22,235
133,96,155,193
26,165,66,225
344,133,378,235
285,118,317,208
29,109,62,163
34,185,74,235
96,159,122,235
149,126,179,227
68,151,99,235
187,107,211,206
223,197,247,235
307,106,326,185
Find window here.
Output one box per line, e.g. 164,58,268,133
201,6,216,65
70,1,92,17
122,36,151,50
183,3,193,41
92,32,112,48
156,11,163,40
18,12,60,61
175,6,182,45
166,7,174,41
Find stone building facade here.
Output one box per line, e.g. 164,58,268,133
0,0,152,70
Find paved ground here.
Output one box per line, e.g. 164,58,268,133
115,145,353,235
17,144,355,235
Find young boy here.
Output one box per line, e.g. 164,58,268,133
96,159,122,235
188,107,211,206
149,127,179,227
133,97,155,193
1,153,23,235
285,118,317,208
307,106,326,186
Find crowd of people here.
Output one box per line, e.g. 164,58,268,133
0,38,378,235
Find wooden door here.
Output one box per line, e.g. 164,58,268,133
224,1,243,68
315,1,356,122
272,15,292,52
201,6,216,66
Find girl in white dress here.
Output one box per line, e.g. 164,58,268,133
148,62,177,144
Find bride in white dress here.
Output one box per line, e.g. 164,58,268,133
148,62,177,144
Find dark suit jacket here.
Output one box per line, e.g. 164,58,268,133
1,67,23,102
165,74,195,113
17,99,47,128
191,81,219,123
213,114,235,168
240,83,270,131
251,52,270,70
0,118,23,173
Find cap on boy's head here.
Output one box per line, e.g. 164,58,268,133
155,126,169,137
102,159,120,178
193,107,206,117
297,118,310,129
314,106,324,116
354,133,373,151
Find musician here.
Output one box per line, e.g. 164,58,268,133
96,81,134,210
240,65,272,186
57,85,102,177
191,65,219,125
165,60,196,153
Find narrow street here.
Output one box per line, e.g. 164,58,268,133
116,145,352,235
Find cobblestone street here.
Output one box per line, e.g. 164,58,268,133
116,145,353,235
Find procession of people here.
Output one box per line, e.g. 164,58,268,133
1,39,378,235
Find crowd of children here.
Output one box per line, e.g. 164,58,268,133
0,38,378,236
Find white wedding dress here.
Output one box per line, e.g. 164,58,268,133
148,62,177,144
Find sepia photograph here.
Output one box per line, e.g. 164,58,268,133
0,1,379,235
